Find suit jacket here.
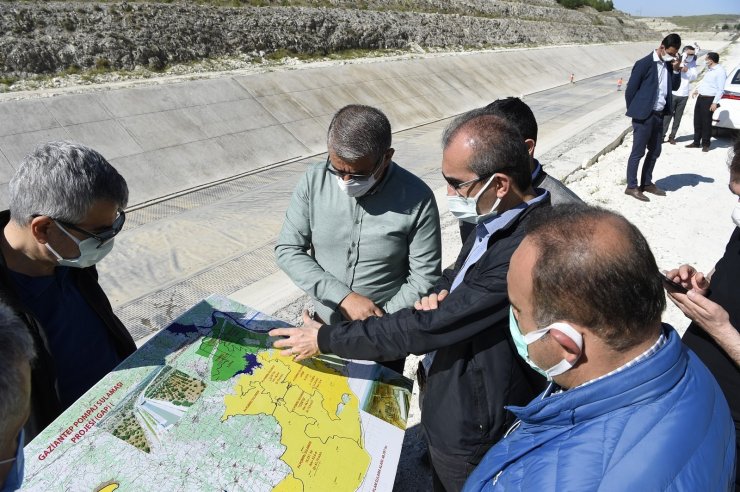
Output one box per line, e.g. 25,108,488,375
625,51,681,120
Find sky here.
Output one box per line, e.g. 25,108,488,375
613,0,740,17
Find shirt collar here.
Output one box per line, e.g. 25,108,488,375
365,161,395,196
475,188,549,240
652,50,661,63
531,160,543,182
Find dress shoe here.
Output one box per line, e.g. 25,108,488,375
625,187,650,202
686,143,701,148
668,137,676,145
641,184,666,196
702,146,710,152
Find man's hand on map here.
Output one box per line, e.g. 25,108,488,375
269,310,322,361
413,289,448,311
339,292,384,321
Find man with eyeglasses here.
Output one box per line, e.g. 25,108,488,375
271,110,551,491
275,104,441,374
0,141,136,439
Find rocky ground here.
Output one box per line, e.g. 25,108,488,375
0,1,654,90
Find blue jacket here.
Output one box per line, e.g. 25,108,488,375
625,51,682,120
463,327,736,491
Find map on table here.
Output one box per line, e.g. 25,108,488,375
22,295,413,491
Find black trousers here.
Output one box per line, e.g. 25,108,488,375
692,95,714,147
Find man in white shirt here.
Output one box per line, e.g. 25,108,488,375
687,52,727,152
663,45,698,145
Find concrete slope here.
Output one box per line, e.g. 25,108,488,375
0,42,654,207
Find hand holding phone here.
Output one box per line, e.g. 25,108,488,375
661,273,688,294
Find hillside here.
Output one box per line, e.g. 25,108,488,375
0,1,655,86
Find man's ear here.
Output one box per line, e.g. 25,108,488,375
524,139,536,157
494,173,511,198
30,216,54,244
385,148,395,162
550,328,581,363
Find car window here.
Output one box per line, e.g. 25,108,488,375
732,70,740,85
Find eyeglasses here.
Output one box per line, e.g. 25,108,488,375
326,154,385,182
34,210,126,248
444,175,491,197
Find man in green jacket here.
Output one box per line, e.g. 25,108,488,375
275,104,442,373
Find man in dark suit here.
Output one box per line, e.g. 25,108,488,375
624,33,682,202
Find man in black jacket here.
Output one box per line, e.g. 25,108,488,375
271,110,550,491
0,141,136,439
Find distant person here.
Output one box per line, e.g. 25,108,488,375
0,141,136,439
666,138,740,490
275,105,442,374
687,51,727,152
569,73,575,84
624,33,682,202
458,97,582,243
0,303,35,492
663,45,698,144
271,110,550,492
617,77,623,91
463,204,736,491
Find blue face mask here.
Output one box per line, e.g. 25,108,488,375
0,429,25,492
509,307,583,381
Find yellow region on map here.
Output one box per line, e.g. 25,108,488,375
223,352,371,491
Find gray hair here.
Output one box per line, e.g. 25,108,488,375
441,109,532,191
327,105,392,162
0,302,35,428
9,141,129,225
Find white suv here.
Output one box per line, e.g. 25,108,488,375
714,64,740,131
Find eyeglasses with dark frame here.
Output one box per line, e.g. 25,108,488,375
33,210,127,249
326,153,385,182
444,174,492,197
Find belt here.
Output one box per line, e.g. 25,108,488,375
697,94,714,98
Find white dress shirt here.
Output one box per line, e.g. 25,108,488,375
652,50,669,112
673,57,698,97
698,64,727,104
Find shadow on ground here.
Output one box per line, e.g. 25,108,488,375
655,173,714,192
393,423,432,491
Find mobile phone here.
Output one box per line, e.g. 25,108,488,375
661,273,688,294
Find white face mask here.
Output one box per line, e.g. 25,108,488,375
446,175,501,224
661,54,675,62
45,222,115,268
732,202,740,228
684,55,694,62
509,308,583,381
335,174,377,198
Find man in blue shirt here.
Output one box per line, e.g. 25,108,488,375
0,141,136,439
463,204,734,491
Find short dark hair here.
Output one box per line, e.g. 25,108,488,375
327,105,391,162
0,302,35,430
707,52,720,64
484,97,538,142
441,109,531,191
683,45,695,52
525,204,665,352
661,33,681,50
730,139,740,179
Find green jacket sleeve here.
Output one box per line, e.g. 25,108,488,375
382,193,442,314
274,173,352,309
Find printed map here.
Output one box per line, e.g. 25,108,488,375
22,295,413,491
